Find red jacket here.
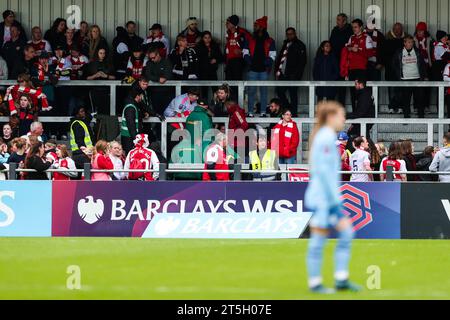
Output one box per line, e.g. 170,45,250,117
340,32,374,77
225,27,251,61
91,152,114,181
228,104,249,131
271,120,300,159
203,144,230,181
228,104,249,148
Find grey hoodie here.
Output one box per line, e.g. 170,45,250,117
429,147,450,182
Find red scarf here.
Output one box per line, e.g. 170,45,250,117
416,35,430,63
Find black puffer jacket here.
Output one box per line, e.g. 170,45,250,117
274,37,307,80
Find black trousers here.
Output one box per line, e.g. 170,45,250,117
276,75,299,116
401,79,425,118
225,58,245,102
336,77,348,107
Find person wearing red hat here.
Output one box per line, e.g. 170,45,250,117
225,15,251,79
243,16,276,117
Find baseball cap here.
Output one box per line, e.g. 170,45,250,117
338,131,349,141
197,99,209,108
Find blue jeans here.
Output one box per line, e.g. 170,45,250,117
247,71,269,114
279,156,297,181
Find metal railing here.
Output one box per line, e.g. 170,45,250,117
1,79,447,117
1,80,449,158
4,163,449,182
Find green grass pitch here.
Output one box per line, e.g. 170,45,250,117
0,238,449,300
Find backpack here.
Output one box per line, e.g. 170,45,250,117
128,157,145,180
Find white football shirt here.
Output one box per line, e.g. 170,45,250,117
350,148,371,182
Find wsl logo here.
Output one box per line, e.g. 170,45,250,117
77,196,104,225
340,184,373,231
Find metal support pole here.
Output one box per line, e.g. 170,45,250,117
438,86,445,146
238,83,245,110
361,123,367,137
84,163,92,181
159,163,167,181
373,86,379,118
110,84,117,116
372,85,379,142
162,120,168,159
8,162,17,180
309,86,315,118
233,164,242,181
386,166,394,182
176,84,182,97
427,123,434,146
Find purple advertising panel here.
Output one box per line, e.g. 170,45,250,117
52,182,400,239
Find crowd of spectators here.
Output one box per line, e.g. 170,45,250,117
1,9,450,181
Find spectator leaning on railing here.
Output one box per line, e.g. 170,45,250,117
380,141,407,182
203,133,232,182
52,144,77,181
109,141,126,181
430,132,450,182
350,136,373,182
91,140,114,181
416,146,438,182
24,141,53,180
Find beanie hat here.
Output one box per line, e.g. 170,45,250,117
227,15,239,27
134,134,150,149
416,22,428,32
436,30,447,41
255,16,268,29
186,17,198,28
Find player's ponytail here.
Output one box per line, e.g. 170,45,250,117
309,101,343,146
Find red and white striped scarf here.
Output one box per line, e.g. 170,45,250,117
276,42,291,77
6,85,50,115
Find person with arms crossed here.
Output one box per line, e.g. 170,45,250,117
305,101,361,294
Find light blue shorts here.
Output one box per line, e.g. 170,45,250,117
309,205,345,229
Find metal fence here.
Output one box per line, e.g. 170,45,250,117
4,162,449,182
1,80,449,158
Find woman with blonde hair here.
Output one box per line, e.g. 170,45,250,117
91,140,114,181
305,101,360,294
82,25,109,61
